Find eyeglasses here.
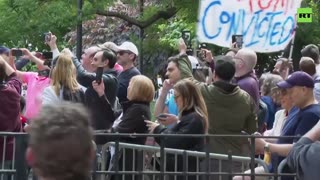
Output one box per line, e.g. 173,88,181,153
117,51,132,56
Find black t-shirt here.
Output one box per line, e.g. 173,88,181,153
117,67,140,104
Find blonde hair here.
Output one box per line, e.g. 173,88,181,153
174,79,209,133
51,54,80,96
128,75,155,102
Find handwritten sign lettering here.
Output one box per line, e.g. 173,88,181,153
197,0,302,53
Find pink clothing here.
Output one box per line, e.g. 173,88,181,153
114,63,123,74
22,72,50,120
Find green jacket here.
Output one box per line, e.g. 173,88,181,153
178,55,257,156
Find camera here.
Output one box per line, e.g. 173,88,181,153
232,35,243,49
42,52,53,60
181,30,192,49
196,43,207,61
12,49,23,57
44,32,52,42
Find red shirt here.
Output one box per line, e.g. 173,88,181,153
0,73,22,160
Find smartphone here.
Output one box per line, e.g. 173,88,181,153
196,43,207,60
96,67,104,85
232,35,243,48
44,32,51,42
38,69,50,77
42,52,53,59
157,114,168,119
182,30,192,48
43,59,52,68
12,49,23,57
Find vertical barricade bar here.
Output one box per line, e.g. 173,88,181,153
137,150,144,180
14,134,28,180
114,139,120,180
182,151,187,180
160,139,165,180
250,136,255,180
227,151,232,180
205,135,210,180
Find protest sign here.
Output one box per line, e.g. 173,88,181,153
197,0,302,53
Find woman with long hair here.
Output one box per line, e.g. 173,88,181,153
145,79,208,180
42,54,85,105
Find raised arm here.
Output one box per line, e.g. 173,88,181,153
154,79,172,116
71,56,96,87
46,34,60,59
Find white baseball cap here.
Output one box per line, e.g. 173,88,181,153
117,41,139,56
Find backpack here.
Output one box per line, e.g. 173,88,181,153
257,99,268,133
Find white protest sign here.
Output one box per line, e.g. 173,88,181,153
197,0,302,53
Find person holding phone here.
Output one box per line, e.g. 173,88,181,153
70,48,119,131
145,79,208,180
6,48,51,121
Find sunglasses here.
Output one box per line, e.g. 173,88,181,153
117,51,132,56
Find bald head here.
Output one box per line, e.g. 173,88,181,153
299,57,316,76
87,46,101,55
81,46,101,72
234,48,257,77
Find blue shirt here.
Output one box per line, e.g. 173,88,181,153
261,96,280,130
271,104,320,174
165,93,179,116
280,104,320,143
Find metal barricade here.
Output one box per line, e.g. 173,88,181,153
0,132,300,180
95,141,270,180
277,159,297,180
0,132,28,180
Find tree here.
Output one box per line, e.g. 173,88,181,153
0,0,318,77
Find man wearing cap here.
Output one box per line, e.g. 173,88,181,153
254,71,320,176
115,41,141,104
178,41,257,179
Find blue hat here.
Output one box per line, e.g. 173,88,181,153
0,46,9,55
277,71,314,89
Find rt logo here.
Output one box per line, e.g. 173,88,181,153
297,8,313,23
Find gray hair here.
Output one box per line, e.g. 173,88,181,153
261,73,283,96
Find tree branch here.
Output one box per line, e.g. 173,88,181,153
95,7,178,29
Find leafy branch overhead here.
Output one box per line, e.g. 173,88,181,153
93,3,179,29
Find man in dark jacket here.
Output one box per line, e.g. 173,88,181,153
115,41,141,104
72,48,119,132
178,41,257,179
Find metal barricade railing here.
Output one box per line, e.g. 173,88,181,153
0,132,28,180
95,141,270,180
0,132,300,180
277,159,297,180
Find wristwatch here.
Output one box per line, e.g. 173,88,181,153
264,143,270,153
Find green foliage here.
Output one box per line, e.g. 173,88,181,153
0,0,318,76
0,0,78,50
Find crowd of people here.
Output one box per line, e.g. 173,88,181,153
0,32,320,180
